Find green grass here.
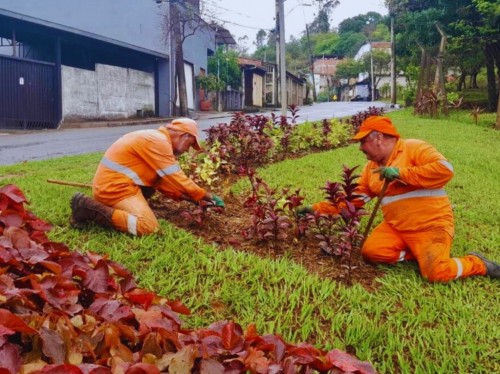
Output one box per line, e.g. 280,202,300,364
1,109,499,373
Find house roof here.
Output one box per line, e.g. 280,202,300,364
211,23,236,45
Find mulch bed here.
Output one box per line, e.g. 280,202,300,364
149,190,385,290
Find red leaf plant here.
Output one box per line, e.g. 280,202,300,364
0,184,376,373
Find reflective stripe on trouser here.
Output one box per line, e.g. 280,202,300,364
110,190,160,236
361,221,487,282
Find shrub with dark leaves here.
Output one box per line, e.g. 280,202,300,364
346,107,385,133
0,184,376,373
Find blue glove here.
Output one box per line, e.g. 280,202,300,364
212,195,225,208
374,167,400,181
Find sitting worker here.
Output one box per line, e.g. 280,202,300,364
298,116,499,282
69,118,224,236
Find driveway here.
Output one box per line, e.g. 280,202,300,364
0,101,393,166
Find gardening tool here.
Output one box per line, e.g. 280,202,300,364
47,179,92,188
359,179,390,250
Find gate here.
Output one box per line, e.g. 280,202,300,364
0,55,59,130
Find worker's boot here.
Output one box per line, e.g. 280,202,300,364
470,252,500,279
70,192,114,229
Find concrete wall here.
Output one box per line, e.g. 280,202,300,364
1,0,217,114
62,64,154,120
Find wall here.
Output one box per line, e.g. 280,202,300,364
0,0,169,56
62,64,154,120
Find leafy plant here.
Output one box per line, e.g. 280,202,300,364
346,106,386,133
470,105,484,125
180,200,224,227
241,169,292,250
308,166,367,283
0,184,376,373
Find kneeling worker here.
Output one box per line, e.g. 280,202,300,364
70,118,224,236
300,116,499,282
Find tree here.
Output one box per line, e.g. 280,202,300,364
360,49,392,91
307,0,340,34
208,47,241,89
338,12,385,35
255,29,267,50
335,58,363,80
162,1,209,116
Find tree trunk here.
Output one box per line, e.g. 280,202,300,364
457,73,466,91
484,45,497,113
415,43,427,104
434,23,448,116
171,4,189,117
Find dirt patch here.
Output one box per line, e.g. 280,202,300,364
149,190,385,290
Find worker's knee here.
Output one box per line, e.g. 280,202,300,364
361,244,393,264
423,263,454,283
135,218,160,236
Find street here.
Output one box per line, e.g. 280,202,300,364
0,101,392,166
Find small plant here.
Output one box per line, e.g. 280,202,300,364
288,104,300,124
414,88,440,117
309,166,367,283
241,169,292,250
470,105,484,125
180,200,224,227
346,107,385,133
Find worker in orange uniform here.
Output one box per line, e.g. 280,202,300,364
69,118,224,236
300,116,499,282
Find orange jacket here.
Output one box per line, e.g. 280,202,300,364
93,126,206,206
314,139,455,236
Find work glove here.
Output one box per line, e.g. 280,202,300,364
373,167,400,182
211,195,225,208
296,205,313,217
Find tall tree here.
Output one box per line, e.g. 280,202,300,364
308,0,340,34
163,0,209,116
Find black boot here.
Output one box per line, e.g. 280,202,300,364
470,252,500,279
70,192,114,229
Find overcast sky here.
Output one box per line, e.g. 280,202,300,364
205,0,388,51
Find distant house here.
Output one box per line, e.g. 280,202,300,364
0,0,216,130
238,57,305,110
351,41,405,101
312,55,343,97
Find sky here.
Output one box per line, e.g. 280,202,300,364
205,0,388,52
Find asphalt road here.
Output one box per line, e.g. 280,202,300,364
0,101,392,166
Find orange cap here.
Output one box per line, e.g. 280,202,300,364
166,118,202,150
352,116,400,141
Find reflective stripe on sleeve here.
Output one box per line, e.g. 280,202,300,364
398,251,406,262
127,214,138,236
359,193,371,203
101,157,145,186
439,160,454,172
381,188,447,206
453,258,463,279
157,164,181,177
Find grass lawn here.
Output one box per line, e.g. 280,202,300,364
1,109,499,373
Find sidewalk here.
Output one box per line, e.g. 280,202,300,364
60,111,234,130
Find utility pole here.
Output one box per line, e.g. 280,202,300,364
370,43,375,101
305,24,317,102
390,14,396,104
276,0,287,115
275,0,280,108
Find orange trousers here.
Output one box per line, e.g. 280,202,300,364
362,221,487,282
107,191,160,236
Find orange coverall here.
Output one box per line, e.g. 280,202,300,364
314,138,486,282
92,126,206,236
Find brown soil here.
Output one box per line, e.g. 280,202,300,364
150,190,385,290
